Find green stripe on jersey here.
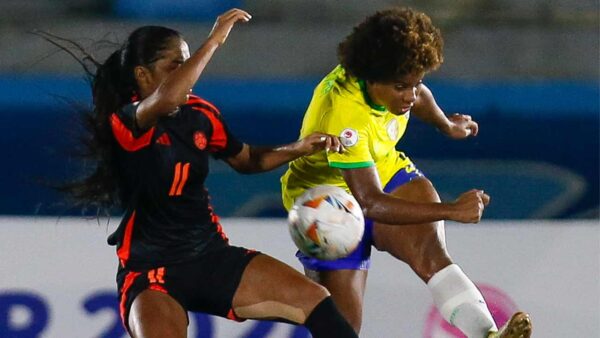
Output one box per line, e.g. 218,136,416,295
329,161,374,169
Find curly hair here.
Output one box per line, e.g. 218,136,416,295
337,7,444,82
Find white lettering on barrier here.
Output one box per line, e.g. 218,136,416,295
0,217,598,337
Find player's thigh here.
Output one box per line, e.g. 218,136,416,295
231,253,329,323
129,289,188,338
306,268,368,331
372,177,450,264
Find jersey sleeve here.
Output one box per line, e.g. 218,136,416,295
321,98,374,169
188,103,243,159
110,102,155,152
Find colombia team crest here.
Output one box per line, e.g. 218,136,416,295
194,131,207,150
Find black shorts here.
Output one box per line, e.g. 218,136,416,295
116,245,260,333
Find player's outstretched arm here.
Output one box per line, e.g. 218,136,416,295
225,133,344,174
135,9,251,129
411,84,479,139
342,166,490,224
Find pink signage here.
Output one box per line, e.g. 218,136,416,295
423,284,518,338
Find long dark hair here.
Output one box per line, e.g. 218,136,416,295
37,26,181,211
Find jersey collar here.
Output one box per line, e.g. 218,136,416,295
357,79,387,112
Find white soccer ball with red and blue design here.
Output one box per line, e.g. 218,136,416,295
288,185,364,260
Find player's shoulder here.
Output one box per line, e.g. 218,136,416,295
311,66,370,129
184,94,221,115
327,92,370,125
177,94,226,127
325,68,369,113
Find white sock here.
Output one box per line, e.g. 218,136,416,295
427,264,498,338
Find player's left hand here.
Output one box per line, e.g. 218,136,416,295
297,132,345,155
444,113,479,139
207,8,252,46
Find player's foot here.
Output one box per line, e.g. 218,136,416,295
487,312,532,338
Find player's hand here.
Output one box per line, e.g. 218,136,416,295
449,189,490,223
297,133,345,155
207,9,251,46
443,113,479,139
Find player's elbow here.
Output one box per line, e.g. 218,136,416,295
244,147,275,174
153,88,187,113
228,159,264,175
359,201,377,219
225,145,264,174
157,96,185,113
226,159,255,174
353,192,382,219
232,165,256,174
247,160,276,174
354,190,389,219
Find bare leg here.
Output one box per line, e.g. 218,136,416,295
305,268,368,333
231,254,358,338
128,290,188,338
128,253,357,338
372,177,451,281
373,176,530,338
294,178,442,334
231,254,329,321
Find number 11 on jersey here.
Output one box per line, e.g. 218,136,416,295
169,162,190,196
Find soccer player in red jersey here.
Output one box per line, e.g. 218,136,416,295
56,9,357,338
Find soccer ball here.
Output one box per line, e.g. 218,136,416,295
288,185,364,260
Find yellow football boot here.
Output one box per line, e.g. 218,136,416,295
487,312,532,338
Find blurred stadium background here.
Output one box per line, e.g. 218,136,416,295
0,0,598,219
0,1,598,337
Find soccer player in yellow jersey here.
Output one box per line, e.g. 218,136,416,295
281,7,532,338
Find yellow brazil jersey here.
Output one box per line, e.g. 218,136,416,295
281,65,413,210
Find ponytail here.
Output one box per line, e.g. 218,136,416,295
94,50,126,115
37,26,181,212
61,49,128,210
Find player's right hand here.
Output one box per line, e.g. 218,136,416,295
297,132,345,155
208,9,251,46
450,189,490,223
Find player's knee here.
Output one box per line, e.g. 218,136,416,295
410,254,453,282
400,237,450,278
129,291,187,338
415,178,441,202
410,259,438,281
303,283,330,310
311,283,331,302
